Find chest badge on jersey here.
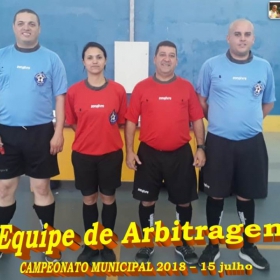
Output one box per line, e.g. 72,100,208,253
34,72,47,86
253,81,264,97
109,110,118,124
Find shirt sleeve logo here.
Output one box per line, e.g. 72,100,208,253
253,81,264,97
34,72,47,86
109,110,118,124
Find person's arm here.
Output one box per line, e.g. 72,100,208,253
50,94,65,155
261,63,275,118
193,119,205,145
125,120,141,170
50,54,67,155
262,103,274,118
196,60,211,119
192,119,206,167
65,86,78,133
117,85,128,128
197,95,209,120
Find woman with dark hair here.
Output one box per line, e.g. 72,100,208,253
65,42,127,263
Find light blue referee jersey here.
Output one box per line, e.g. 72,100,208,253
196,52,276,140
0,44,67,126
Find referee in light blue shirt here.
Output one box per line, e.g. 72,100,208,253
196,18,275,271
0,9,67,262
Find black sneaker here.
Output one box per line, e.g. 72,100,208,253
175,245,198,265
100,247,116,262
239,246,269,270
198,244,220,267
45,251,62,262
77,246,99,263
135,247,154,263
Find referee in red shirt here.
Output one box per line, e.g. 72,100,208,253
65,42,127,263
125,40,206,264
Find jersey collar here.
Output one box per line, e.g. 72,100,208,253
226,49,253,64
153,73,177,84
85,78,108,91
14,43,40,53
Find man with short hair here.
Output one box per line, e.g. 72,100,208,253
0,9,67,262
125,40,206,264
196,19,275,270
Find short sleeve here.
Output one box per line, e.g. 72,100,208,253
65,87,77,125
52,54,68,96
125,83,142,124
196,60,212,98
117,85,127,124
262,62,276,104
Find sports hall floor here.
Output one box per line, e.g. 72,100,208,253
1,132,280,280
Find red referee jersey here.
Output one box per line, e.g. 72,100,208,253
65,80,127,155
125,76,204,151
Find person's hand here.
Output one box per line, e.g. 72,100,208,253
126,151,142,170
193,149,206,167
50,132,64,155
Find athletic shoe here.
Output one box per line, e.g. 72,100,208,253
198,244,220,267
239,246,269,270
175,245,198,265
0,252,2,259
45,251,62,262
77,246,99,263
100,247,116,262
135,247,154,263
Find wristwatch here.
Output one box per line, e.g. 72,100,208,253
197,145,206,151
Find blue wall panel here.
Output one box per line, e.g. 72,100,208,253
135,0,280,114
0,0,279,113
0,0,130,85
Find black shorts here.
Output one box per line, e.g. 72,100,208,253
0,122,59,179
133,142,198,204
202,132,268,199
72,149,123,196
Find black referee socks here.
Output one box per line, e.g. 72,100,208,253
206,196,224,228
33,202,55,230
206,196,224,248
0,201,16,225
102,201,117,231
139,203,155,235
83,202,98,232
236,198,255,248
83,202,117,233
176,204,192,226
176,204,192,246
